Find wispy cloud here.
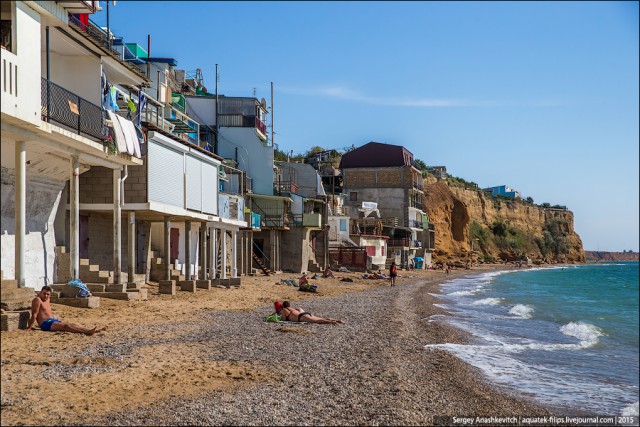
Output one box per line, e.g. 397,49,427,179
278,84,568,107
279,85,469,107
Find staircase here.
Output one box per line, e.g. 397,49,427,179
56,246,146,284
251,241,271,276
149,250,185,282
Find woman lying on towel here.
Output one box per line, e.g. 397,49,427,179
273,301,344,325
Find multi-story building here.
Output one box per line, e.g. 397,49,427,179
339,141,435,268
1,1,143,296
186,93,292,275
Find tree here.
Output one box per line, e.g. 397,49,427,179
526,196,534,204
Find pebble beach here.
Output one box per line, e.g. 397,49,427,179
1,267,551,426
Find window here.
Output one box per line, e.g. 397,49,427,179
350,191,357,201
339,219,347,232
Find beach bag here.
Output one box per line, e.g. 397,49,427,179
299,283,318,293
67,279,91,298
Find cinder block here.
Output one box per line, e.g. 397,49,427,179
229,277,241,287
159,280,176,295
179,280,196,292
218,279,231,288
93,292,138,301
196,280,211,290
0,310,30,331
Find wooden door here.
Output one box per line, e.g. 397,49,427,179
170,227,180,262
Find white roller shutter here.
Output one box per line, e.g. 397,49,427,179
201,162,218,215
185,155,202,211
148,140,184,208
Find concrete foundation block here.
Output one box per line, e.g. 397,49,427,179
218,279,231,288
179,280,197,292
1,310,30,331
93,292,138,301
196,280,211,290
159,280,176,295
136,288,148,300
105,284,127,293
229,278,241,287
50,296,100,309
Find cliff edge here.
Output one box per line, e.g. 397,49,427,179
423,180,585,265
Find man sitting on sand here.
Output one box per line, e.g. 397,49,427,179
274,301,343,325
26,286,107,335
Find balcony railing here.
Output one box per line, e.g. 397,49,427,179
387,238,410,247
41,77,107,141
413,181,423,191
273,180,299,196
409,220,424,229
68,14,120,57
217,114,267,135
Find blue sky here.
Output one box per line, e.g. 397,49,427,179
94,1,639,252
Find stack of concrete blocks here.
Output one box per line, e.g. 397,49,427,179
179,280,196,292
1,271,35,331
159,280,176,295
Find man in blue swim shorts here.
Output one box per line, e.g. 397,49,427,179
26,286,107,335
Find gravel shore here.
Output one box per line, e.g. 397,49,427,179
78,271,551,426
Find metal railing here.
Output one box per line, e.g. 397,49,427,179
68,14,120,57
41,77,107,141
409,220,424,229
217,114,267,134
387,238,410,247
413,181,423,190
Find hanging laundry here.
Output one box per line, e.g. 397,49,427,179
127,97,137,114
109,86,120,111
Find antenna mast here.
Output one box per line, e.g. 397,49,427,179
271,81,274,147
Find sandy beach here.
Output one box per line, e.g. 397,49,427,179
1,266,552,426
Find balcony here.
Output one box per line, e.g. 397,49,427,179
413,181,423,191
164,105,199,144
409,220,424,229
387,238,410,248
41,77,107,141
217,114,268,141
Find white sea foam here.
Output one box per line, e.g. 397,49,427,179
622,401,639,416
509,304,535,319
472,297,503,306
449,290,477,296
560,322,604,347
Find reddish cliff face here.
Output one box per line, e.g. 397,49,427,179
584,251,639,262
422,180,585,265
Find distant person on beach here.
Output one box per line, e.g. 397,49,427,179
273,301,343,325
299,273,309,286
26,286,107,335
322,267,335,278
389,262,397,287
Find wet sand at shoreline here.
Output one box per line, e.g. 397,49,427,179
1,266,552,425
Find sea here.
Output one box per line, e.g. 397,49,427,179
426,262,639,417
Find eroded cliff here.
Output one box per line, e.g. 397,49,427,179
423,180,585,265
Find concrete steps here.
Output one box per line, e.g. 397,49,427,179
1,278,36,311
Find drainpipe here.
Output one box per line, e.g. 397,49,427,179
15,141,26,287
120,165,128,207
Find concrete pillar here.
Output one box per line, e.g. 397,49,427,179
163,217,170,280
270,229,276,273
231,230,238,278
200,223,207,280
69,155,80,281
221,230,227,279
113,168,122,284
185,220,191,280
210,227,217,279
128,212,135,283
14,141,26,287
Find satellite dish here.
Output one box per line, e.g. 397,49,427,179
260,98,267,108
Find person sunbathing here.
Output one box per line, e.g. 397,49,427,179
26,286,107,335
273,301,343,324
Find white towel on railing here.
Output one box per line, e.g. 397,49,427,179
107,110,127,154
120,115,141,158
114,114,135,155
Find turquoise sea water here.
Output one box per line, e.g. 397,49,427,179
426,262,639,416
